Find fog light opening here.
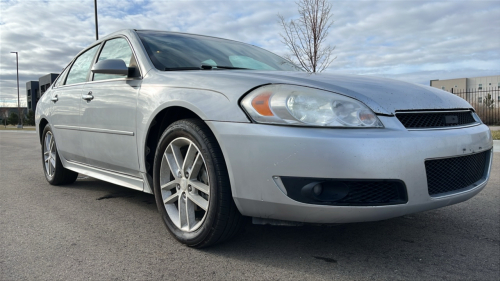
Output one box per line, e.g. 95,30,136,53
313,183,323,196
301,181,349,202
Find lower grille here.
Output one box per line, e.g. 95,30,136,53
339,181,403,204
280,177,407,206
396,111,476,129
425,150,490,196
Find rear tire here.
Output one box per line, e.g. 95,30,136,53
153,119,245,248
41,124,78,185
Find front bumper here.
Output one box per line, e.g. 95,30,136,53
206,116,493,223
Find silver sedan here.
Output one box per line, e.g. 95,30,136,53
35,29,493,247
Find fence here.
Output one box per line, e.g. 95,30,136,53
452,88,500,125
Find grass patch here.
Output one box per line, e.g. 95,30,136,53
491,130,500,140
0,126,36,131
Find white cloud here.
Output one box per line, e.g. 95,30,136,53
0,0,498,106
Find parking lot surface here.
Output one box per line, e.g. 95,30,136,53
1,131,499,280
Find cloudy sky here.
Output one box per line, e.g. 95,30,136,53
0,0,499,107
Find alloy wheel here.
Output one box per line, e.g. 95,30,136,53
44,131,56,178
160,137,210,232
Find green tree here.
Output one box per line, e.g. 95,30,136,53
25,110,35,126
7,112,19,125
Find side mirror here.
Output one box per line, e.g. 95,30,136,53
91,59,128,75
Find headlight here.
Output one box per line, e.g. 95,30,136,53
241,84,383,128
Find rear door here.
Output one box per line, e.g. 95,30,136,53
79,37,142,177
50,44,100,162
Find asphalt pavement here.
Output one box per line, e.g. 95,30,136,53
1,131,499,280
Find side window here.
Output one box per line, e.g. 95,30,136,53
65,45,100,85
93,38,133,81
54,66,70,88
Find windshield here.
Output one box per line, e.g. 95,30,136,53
137,31,303,72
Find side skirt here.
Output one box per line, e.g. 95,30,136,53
63,159,144,192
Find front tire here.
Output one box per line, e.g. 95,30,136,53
41,124,78,185
153,119,244,248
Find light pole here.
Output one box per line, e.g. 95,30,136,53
10,51,22,128
94,0,99,40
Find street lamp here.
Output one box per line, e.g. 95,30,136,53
94,0,99,40
10,51,22,128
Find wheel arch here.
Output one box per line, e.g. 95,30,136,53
144,106,204,193
38,118,49,144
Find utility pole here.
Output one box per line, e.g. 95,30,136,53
10,51,22,128
94,0,99,40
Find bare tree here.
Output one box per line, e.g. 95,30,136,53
279,0,336,73
0,110,7,127
0,99,8,127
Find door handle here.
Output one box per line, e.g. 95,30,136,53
82,91,94,101
51,95,58,102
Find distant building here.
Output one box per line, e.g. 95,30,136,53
430,75,500,125
39,73,59,96
26,81,39,112
24,73,59,114
430,75,500,93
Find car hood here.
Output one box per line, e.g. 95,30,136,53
153,70,472,115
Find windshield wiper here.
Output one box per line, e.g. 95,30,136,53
164,65,250,71
164,67,201,71
200,64,249,70
214,65,249,70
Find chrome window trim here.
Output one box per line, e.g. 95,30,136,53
90,77,141,83
53,81,87,89
53,76,141,90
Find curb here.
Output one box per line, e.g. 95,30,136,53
494,140,500,153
